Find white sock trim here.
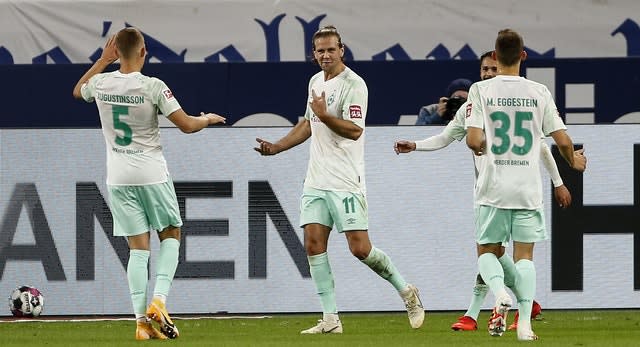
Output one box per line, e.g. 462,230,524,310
323,313,340,322
153,294,167,304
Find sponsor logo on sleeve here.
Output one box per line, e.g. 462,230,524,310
163,89,174,100
349,105,363,119
465,103,472,118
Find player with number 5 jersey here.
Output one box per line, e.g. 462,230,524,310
72,27,225,341
81,69,180,185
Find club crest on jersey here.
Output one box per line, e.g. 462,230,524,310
349,105,363,119
163,89,174,100
327,92,336,106
465,103,472,118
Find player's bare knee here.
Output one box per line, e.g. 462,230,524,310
349,245,369,260
159,226,181,241
304,240,326,256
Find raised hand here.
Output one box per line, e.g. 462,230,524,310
309,89,327,120
100,35,119,64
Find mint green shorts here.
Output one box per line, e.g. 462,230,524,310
299,187,368,232
108,179,183,237
475,205,547,245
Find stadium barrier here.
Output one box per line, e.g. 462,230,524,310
0,125,638,315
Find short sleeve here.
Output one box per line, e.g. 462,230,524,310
541,87,567,135
80,75,99,103
341,79,367,128
464,83,483,130
149,78,181,117
303,103,313,121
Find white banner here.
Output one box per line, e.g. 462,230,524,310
0,125,639,315
1,0,640,64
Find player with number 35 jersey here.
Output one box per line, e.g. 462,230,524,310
465,76,566,209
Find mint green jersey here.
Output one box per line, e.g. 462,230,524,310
303,67,368,194
465,76,566,209
81,71,181,185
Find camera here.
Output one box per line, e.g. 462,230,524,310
443,95,467,122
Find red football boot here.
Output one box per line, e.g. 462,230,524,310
451,315,478,331
508,300,542,330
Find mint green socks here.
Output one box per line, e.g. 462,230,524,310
127,239,179,318
308,252,337,314
127,249,150,316
361,246,408,292
478,253,509,300
464,274,488,320
515,259,536,327
154,238,180,298
498,252,520,298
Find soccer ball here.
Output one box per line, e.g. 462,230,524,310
9,286,44,317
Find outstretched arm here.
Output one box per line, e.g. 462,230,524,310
167,110,226,133
254,118,311,156
394,132,455,154
72,35,118,99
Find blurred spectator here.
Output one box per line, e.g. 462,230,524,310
415,78,472,125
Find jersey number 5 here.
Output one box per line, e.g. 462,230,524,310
112,105,133,146
490,111,533,155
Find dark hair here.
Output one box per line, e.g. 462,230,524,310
495,29,524,66
479,51,494,63
116,27,144,59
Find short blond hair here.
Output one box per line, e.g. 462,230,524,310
115,28,144,59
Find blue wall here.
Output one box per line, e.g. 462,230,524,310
1,58,639,127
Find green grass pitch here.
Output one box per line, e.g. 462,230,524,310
1,310,638,346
